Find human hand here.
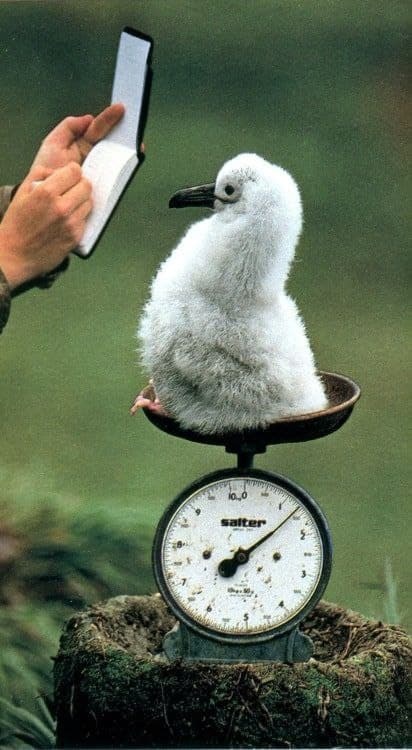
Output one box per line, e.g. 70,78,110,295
0,162,92,289
31,103,125,171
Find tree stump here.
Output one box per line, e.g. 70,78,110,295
54,595,411,748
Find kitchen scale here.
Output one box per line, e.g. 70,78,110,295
143,371,360,664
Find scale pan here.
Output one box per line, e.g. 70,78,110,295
142,371,361,452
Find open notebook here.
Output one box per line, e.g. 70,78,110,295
75,27,153,257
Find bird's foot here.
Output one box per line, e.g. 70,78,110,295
130,381,169,417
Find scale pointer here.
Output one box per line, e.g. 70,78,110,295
218,508,297,578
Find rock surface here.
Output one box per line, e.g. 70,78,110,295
54,595,411,748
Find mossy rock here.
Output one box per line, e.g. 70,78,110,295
54,595,411,748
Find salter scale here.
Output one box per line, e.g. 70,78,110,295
144,371,360,663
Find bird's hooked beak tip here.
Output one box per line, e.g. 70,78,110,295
169,183,216,209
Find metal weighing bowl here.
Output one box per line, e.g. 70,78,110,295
142,371,361,454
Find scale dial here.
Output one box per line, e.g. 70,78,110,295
153,468,332,643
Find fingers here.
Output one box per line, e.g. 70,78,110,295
83,103,125,145
41,162,83,194
64,198,93,245
47,114,94,147
27,165,54,183
28,162,92,231
19,164,75,197
58,176,93,215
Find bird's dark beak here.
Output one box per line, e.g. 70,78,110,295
169,183,216,209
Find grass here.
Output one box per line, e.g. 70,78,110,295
383,559,403,626
0,698,55,750
0,468,154,746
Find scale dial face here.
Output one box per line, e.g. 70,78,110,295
153,469,332,642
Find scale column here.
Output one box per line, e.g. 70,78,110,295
237,451,255,470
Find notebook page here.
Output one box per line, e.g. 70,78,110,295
106,30,151,151
79,140,136,252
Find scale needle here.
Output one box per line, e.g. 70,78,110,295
218,508,296,578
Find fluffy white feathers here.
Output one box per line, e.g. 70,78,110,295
138,153,327,434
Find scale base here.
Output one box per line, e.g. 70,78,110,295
163,622,313,664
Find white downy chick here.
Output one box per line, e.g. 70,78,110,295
137,153,327,435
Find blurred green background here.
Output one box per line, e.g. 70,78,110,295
0,0,410,732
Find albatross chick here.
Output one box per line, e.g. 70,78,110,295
133,153,327,434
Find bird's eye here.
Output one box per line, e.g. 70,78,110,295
224,184,235,196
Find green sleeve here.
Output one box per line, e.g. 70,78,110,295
0,186,14,332
0,185,15,221
0,266,11,334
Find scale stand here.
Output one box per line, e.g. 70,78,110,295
163,618,313,663
162,444,317,663
145,371,360,664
